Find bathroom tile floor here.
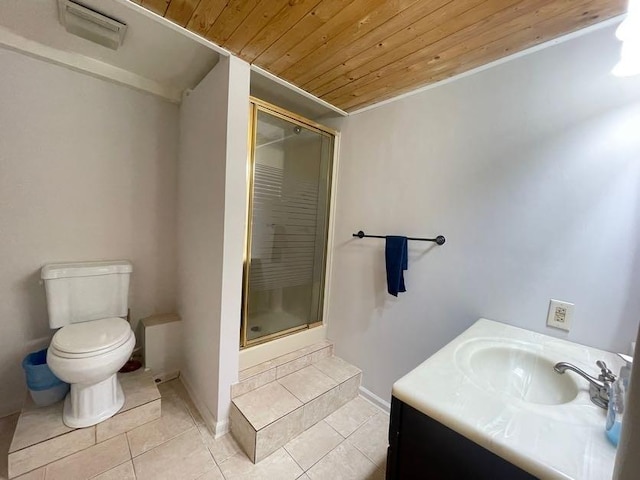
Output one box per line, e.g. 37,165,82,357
0,378,389,480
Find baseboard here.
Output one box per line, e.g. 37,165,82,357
178,373,229,437
0,410,20,420
359,386,391,414
214,418,229,437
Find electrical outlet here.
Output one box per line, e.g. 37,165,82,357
547,299,574,331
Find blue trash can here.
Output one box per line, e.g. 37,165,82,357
22,348,69,407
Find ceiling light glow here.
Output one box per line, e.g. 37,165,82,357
613,0,640,77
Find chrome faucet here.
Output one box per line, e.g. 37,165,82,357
553,360,616,409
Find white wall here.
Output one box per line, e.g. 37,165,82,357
178,55,249,435
217,56,250,433
327,24,640,404
0,48,178,416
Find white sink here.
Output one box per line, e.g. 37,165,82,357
392,319,623,480
455,339,579,405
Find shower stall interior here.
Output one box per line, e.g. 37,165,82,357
241,98,336,348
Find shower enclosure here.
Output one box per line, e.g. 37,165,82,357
241,98,336,348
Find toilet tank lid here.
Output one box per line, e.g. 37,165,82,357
41,260,133,279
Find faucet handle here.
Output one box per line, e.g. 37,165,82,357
596,360,616,382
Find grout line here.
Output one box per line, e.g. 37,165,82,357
9,426,86,455
349,439,384,471
283,444,306,475
276,379,305,403
234,402,259,431
201,439,217,473
331,418,370,438
13,429,96,476
276,372,338,404
254,405,307,463
304,437,348,474
131,418,197,459
131,451,138,479
256,403,304,437
346,415,385,463
252,417,257,464
288,421,348,474
344,436,382,472
125,431,133,459
323,419,346,440
87,459,132,480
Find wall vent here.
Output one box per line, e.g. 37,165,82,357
57,0,127,50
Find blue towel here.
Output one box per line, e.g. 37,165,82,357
385,236,408,296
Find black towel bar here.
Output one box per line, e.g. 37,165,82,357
353,230,446,245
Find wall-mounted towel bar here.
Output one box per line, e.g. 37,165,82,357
353,230,446,245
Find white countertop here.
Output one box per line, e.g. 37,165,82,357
392,319,623,480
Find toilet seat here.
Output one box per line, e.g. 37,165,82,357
51,317,132,359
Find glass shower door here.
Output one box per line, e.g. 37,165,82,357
242,100,335,347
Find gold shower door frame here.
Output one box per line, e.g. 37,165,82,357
241,97,337,348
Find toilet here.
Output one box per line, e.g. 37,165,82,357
41,260,135,428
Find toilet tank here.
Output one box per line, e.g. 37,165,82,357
41,260,132,329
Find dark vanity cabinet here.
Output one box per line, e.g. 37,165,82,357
385,397,538,479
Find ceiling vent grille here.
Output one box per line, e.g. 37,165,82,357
57,0,127,50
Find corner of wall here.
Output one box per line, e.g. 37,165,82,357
179,372,229,437
216,54,250,425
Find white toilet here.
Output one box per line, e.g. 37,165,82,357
41,260,135,428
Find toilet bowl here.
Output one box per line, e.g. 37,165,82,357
47,317,135,428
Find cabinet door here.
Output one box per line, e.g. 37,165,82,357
387,397,537,479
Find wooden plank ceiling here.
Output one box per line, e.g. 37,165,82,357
137,0,627,112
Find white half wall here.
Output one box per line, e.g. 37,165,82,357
218,56,250,433
0,48,178,416
177,55,249,435
327,23,640,404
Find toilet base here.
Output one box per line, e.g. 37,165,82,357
62,374,125,428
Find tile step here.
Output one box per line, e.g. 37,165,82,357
230,355,362,463
232,340,334,398
7,370,161,479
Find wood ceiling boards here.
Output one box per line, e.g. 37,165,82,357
137,0,627,112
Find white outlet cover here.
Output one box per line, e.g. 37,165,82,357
547,299,574,331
